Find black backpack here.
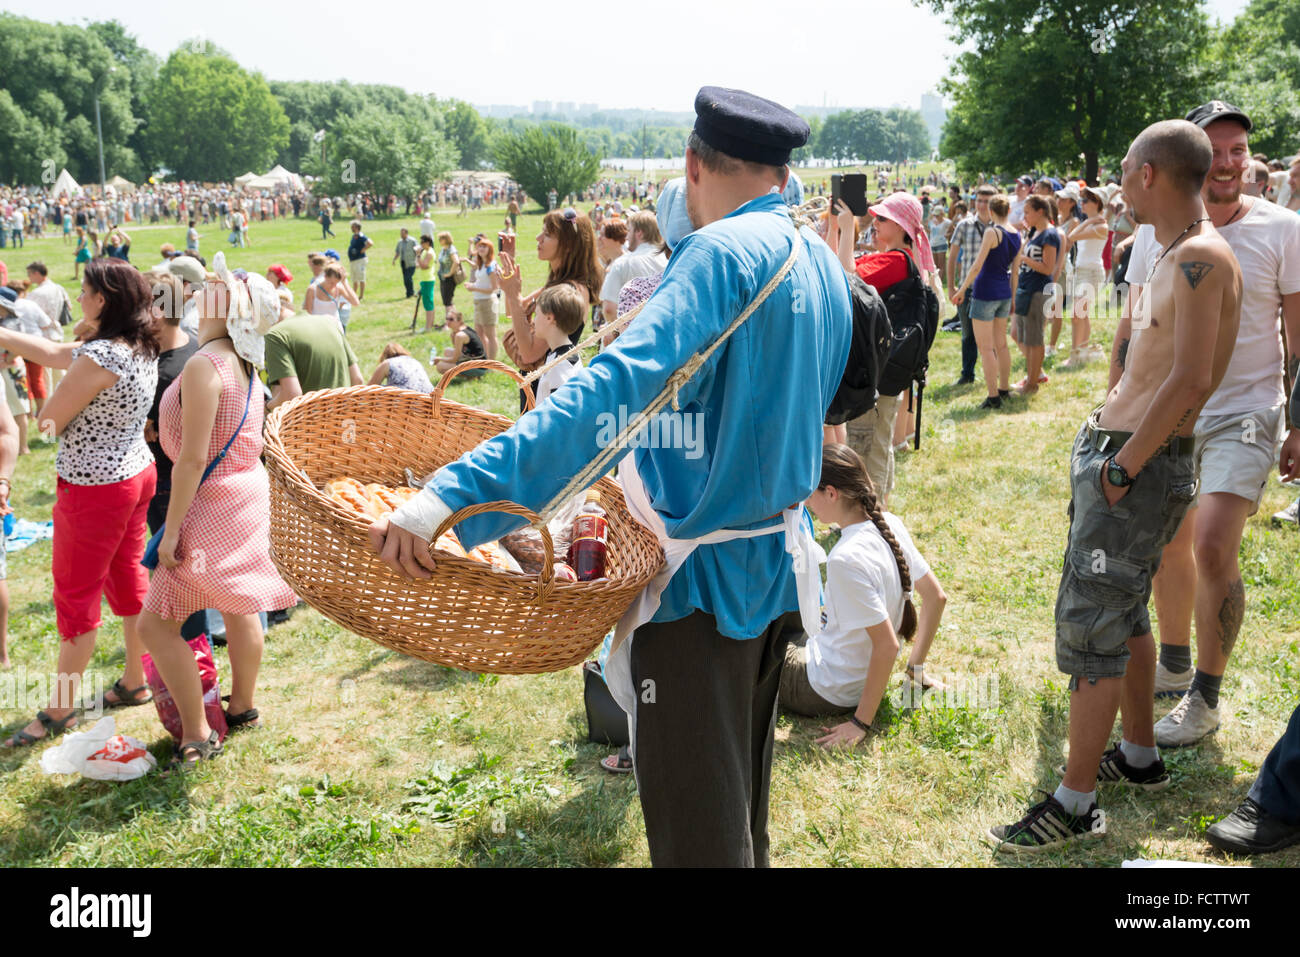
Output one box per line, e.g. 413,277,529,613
825,273,893,425
876,253,940,449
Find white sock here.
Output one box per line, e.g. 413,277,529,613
1121,738,1159,769
1053,783,1096,816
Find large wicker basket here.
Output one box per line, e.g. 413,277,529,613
262,360,664,675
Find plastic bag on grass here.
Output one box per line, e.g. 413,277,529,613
142,634,228,743
40,716,157,781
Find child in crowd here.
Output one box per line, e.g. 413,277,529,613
781,444,949,748
531,283,586,404
305,252,326,291
433,309,487,376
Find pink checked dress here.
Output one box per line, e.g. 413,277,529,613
143,351,296,620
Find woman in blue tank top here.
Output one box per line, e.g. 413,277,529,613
951,194,1021,409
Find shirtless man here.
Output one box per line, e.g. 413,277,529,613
990,119,1242,853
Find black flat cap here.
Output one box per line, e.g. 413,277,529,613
693,86,810,167
1185,100,1252,132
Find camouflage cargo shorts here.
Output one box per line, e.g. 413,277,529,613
1055,415,1197,686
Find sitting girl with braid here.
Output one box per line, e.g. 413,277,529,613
780,443,949,748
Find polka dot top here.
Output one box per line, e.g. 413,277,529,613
58,338,158,485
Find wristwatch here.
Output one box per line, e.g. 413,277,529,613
1105,456,1134,488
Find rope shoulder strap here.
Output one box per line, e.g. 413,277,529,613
537,217,806,523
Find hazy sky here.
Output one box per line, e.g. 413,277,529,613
10,0,1251,113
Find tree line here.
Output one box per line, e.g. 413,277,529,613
0,13,941,208
926,0,1300,182
796,109,934,165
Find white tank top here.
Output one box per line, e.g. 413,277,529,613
1075,236,1105,268
308,283,340,318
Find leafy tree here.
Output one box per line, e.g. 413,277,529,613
927,0,1211,182
494,123,602,209
309,111,457,201
147,48,289,181
269,80,450,174
792,116,822,165
884,109,932,163
0,13,139,184
442,99,492,169
88,20,159,177
813,109,929,163
1207,0,1300,158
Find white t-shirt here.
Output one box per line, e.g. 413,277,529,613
1209,199,1300,415
467,262,497,300
535,346,582,404
2,298,48,337
599,242,668,304
1007,197,1027,230
26,281,70,341
419,217,436,240
1125,223,1158,287
1125,202,1300,416
805,515,931,708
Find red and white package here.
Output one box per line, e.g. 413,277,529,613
39,717,157,781
142,634,229,743
84,734,155,781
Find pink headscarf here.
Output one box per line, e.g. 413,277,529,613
867,191,936,277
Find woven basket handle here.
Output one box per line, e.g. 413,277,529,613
433,359,535,417
432,500,558,603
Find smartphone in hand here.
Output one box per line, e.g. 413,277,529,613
840,174,868,216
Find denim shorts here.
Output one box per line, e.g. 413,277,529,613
1055,415,1197,685
969,296,1011,321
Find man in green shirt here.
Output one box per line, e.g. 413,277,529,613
265,313,364,412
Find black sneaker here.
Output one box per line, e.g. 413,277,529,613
1055,744,1172,792
998,388,1011,399
988,793,1106,854
978,396,1002,410
1205,798,1300,856
955,375,976,386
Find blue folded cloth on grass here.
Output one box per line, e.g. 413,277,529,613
5,518,54,553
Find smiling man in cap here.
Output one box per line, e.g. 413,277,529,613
1133,101,1300,755
374,86,851,866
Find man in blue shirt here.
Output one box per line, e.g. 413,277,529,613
372,87,851,866
347,221,373,301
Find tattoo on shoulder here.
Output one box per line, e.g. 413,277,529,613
1117,338,1129,370
1179,261,1214,289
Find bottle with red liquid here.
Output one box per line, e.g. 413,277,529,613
567,490,609,581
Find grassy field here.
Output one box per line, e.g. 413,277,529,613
1,199,1297,868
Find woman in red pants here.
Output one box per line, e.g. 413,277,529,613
0,259,160,747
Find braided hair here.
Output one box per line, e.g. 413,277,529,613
819,443,918,640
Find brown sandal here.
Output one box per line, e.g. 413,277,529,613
3,709,79,748
96,679,153,710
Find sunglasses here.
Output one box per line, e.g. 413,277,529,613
561,207,578,223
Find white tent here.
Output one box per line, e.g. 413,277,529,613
52,168,80,198
244,174,280,190
263,164,303,190
234,171,259,187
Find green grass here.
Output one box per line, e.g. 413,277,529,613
1,197,1298,868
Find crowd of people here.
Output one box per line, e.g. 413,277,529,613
0,87,1298,868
